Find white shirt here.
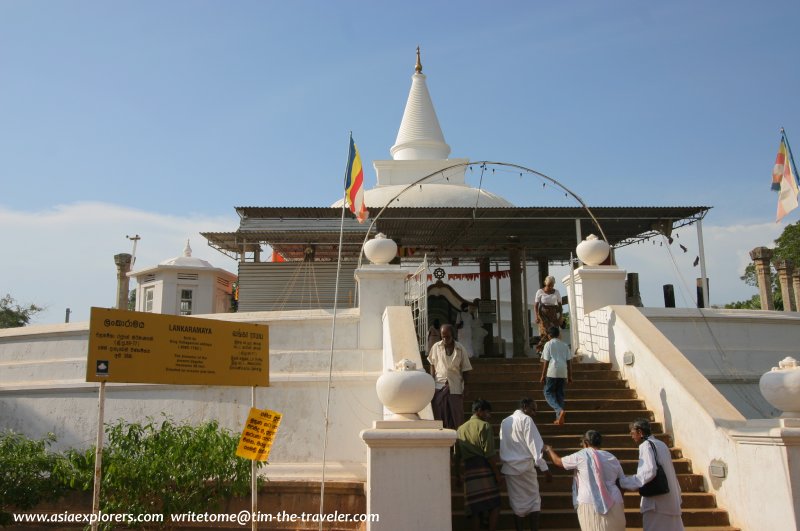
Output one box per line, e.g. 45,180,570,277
561,448,625,508
542,338,572,378
535,288,561,306
427,340,472,394
619,436,683,515
499,410,549,475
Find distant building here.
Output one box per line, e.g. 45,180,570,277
129,240,237,315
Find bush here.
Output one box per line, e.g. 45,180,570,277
0,431,67,526
85,417,261,526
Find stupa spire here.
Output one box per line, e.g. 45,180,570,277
390,47,451,161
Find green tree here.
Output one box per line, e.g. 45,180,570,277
726,221,800,309
0,294,43,328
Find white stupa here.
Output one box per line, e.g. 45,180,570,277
335,47,513,209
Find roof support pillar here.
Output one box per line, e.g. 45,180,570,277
509,247,526,357
522,250,531,355
479,258,494,357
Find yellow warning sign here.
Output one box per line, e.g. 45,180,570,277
86,307,268,387
236,407,282,461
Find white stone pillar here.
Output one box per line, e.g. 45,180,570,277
354,265,408,349
361,356,455,530
355,235,408,349
361,425,456,530
562,266,626,360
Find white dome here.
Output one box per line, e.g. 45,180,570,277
158,240,214,269
332,183,514,209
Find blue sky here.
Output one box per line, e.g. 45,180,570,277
1,1,798,324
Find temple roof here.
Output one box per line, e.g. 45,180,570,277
201,205,710,263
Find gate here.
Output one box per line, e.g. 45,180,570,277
404,256,428,355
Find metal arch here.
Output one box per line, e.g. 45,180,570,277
356,160,609,267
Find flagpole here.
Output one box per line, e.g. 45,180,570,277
318,132,352,529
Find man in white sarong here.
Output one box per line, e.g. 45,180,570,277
499,398,552,531
619,418,685,531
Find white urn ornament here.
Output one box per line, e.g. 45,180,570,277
376,359,434,420
759,356,800,418
363,233,398,265
576,234,610,266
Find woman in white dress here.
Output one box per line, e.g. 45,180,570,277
544,430,626,531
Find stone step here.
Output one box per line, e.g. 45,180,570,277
468,370,623,382
469,380,630,391
481,421,662,436
464,408,654,423
474,432,676,452
451,491,718,510
452,507,731,529
451,473,705,493
469,359,613,371
478,389,640,401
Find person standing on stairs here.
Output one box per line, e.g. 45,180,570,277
619,418,685,531
543,430,627,531
454,399,502,531
456,301,476,358
539,326,573,425
428,323,472,430
534,275,563,353
499,397,553,531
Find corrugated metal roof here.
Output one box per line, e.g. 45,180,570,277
203,205,710,263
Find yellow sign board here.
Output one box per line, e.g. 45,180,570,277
236,407,282,461
86,307,268,387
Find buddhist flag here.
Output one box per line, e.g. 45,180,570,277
772,130,800,222
345,135,368,223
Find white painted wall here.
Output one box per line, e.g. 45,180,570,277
0,308,382,481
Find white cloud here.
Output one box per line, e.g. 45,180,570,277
0,202,238,325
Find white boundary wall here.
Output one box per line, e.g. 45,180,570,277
0,308,383,481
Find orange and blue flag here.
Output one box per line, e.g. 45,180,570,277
772,129,800,222
345,135,368,223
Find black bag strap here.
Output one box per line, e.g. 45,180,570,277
647,439,661,467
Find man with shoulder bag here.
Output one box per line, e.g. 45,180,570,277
619,418,684,531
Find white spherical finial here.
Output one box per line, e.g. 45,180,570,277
363,233,398,265
576,234,610,266
760,357,800,418
376,358,435,420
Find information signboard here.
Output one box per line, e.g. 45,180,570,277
236,408,282,461
86,307,268,386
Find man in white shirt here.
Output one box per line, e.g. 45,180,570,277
499,398,552,531
619,418,684,531
427,324,472,430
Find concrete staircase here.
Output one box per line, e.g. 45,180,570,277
451,358,739,531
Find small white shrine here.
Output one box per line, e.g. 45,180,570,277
128,240,237,315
